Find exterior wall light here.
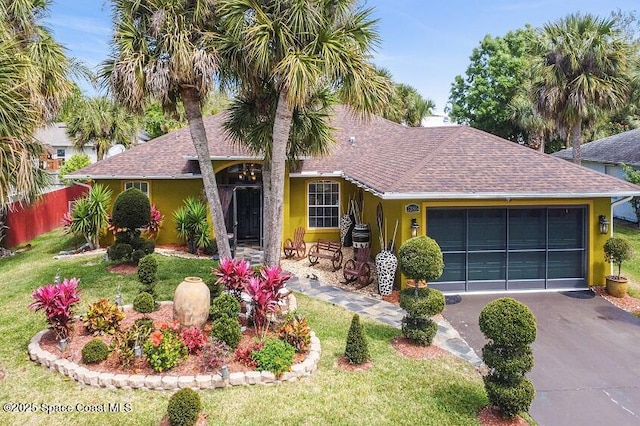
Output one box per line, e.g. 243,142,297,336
599,215,609,235
411,218,419,238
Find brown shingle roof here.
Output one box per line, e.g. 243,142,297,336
69,105,640,199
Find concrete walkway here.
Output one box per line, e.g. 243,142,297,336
287,274,482,367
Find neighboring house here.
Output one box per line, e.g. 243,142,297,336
553,128,640,223
35,122,98,169
421,114,457,127
69,106,640,294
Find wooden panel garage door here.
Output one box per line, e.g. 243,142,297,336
426,207,587,293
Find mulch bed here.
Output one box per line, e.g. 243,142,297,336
106,263,138,275
334,355,374,372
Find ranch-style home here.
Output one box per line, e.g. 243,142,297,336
69,106,640,294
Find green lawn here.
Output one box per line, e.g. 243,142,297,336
0,229,487,425
615,223,640,298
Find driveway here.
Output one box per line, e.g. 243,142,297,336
442,291,640,426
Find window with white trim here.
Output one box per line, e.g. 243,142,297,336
124,181,149,196
308,180,340,228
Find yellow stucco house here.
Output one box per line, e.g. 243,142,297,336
70,106,640,294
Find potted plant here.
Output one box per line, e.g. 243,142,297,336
603,237,635,298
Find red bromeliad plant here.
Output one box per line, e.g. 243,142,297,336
29,278,81,340
144,203,164,240
213,258,253,300
244,265,292,338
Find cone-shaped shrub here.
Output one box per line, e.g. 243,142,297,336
345,314,370,365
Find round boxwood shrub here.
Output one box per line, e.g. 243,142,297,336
131,249,146,264
108,242,133,262
252,338,295,377
397,236,444,282
114,231,132,244
479,298,537,348
399,287,445,317
484,375,535,419
482,343,534,385
210,316,242,349
138,255,158,285
167,388,202,426
111,188,151,231
401,316,438,346
133,292,155,314
345,314,370,365
145,240,156,254
209,293,240,321
81,338,109,364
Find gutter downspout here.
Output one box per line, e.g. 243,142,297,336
609,196,633,275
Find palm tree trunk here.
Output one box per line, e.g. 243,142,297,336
180,86,231,259
264,91,294,266
570,121,582,165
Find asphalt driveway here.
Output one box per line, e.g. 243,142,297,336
442,291,640,426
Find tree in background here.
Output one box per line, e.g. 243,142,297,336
102,0,231,259
449,27,538,143
622,164,640,227
65,97,140,160
532,13,635,164
377,68,434,126
218,0,391,265
59,153,91,185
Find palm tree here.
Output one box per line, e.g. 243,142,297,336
218,0,391,265
65,97,140,160
102,0,232,258
533,13,634,164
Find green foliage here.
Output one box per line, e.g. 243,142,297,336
111,320,153,369
401,316,438,346
203,238,218,256
201,338,231,372
112,188,151,231
144,326,188,372
484,375,535,419
397,236,444,282
81,338,109,364
173,197,212,254
84,298,125,335
167,388,202,426
135,317,154,331
132,249,146,264
479,298,537,348
604,237,635,279
59,153,91,185
622,164,640,224
131,236,147,251
399,287,445,317
482,343,534,385
252,338,295,377
210,316,242,349
344,314,370,364
279,313,311,353
207,280,224,304
381,77,435,126
66,184,112,249
108,242,133,262
133,292,155,314
209,293,240,322
138,255,158,297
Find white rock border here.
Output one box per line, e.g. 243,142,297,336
28,327,321,390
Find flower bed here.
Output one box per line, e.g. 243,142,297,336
28,302,321,390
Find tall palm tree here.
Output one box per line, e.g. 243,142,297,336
218,0,391,265
65,97,140,160
102,0,232,258
533,13,634,164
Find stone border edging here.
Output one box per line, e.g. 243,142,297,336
28,326,321,391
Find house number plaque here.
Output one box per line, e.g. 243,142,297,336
405,203,419,214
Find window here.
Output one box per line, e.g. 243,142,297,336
307,180,339,228
124,181,149,196
56,149,66,159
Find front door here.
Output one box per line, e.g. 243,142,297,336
236,187,261,241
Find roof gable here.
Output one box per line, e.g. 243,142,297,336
553,128,640,166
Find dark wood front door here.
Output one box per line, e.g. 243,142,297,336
236,187,261,241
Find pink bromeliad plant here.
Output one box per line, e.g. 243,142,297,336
29,278,81,340
213,257,253,300
244,265,292,338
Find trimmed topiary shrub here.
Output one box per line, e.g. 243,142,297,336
111,188,151,231
82,338,109,364
207,280,224,304
131,236,147,251
399,287,445,317
209,293,240,321
133,292,155,314
479,298,537,348
344,314,370,365
397,236,444,283
167,388,202,426
108,242,133,262
479,298,537,419
138,255,158,285
252,337,295,377
131,249,146,264
401,316,438,346
210,316,242,349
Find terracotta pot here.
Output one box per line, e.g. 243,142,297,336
605,276,628,298
173,276,210,328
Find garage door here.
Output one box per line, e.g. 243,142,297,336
426,207,587,293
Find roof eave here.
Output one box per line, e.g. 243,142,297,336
379,191,640,200
65,174,201,180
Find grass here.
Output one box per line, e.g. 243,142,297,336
614,223,640,298
0,228,487,425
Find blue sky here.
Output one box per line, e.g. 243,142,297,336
45,0,638,114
